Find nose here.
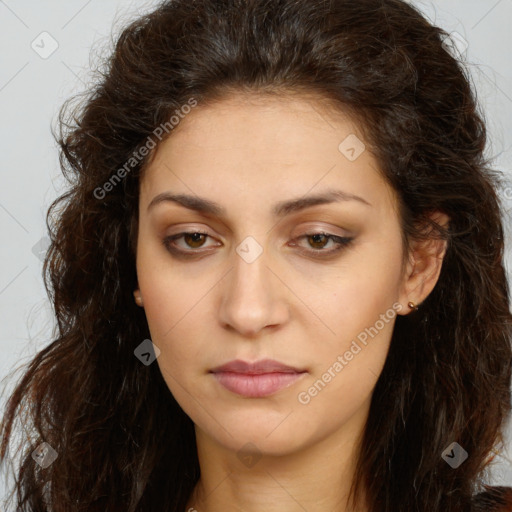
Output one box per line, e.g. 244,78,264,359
218,240,290,337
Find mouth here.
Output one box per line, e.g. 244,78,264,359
209,359,308,398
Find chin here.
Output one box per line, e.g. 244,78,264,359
196,411,309,456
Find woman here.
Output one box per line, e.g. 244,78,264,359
1,0,511,510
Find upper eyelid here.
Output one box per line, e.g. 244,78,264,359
164,221,353,238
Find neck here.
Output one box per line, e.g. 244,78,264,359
185,410,369,512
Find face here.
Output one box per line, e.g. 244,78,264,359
135,92,409,457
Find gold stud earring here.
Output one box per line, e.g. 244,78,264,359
407,301,419,311
133,290,143,307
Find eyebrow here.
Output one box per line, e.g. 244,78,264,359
147,188,372,217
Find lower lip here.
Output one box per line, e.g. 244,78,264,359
212,371,306,398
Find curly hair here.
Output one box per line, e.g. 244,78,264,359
1,0,511,510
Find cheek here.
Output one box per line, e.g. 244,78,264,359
135,234,202,335
294,234,403,330
135,247,218,382
140,282,206,368
290,236,403,389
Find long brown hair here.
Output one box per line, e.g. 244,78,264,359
1,0,511,510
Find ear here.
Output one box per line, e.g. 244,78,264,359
133,288,144,307
397,211,450,316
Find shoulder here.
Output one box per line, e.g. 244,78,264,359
472,486,512,511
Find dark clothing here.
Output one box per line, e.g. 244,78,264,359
473,486,512,511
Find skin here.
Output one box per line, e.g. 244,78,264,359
134,92,449,512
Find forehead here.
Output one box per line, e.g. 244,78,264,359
139,91,398,218
165,91,359,149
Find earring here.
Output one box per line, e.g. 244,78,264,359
133,290,143,307
407,301,419,311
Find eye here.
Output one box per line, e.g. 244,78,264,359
162,230,354,258
163,231,216,253
290,232,354,256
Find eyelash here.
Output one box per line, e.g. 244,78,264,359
162,230,354,258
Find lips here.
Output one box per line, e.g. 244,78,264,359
210,358,305,374
210,359,307,397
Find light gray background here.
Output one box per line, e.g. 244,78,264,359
1,0,511,505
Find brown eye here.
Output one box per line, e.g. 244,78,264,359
291,232,355,257
162,231,216,256
307,233,330,249
182,232,207,249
